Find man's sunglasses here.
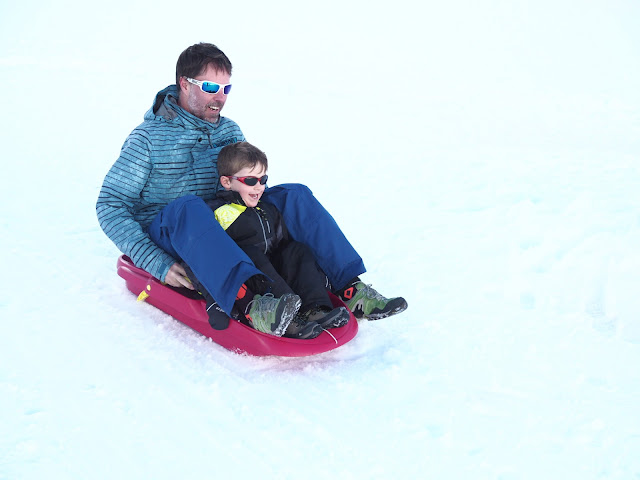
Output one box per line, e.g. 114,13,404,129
186,77,232,95
227,175,268,186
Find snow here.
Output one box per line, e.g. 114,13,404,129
1,0,640,478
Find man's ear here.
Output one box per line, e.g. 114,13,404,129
178,76,190,93
220,176,231,190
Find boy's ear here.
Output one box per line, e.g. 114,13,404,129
220,175,232,189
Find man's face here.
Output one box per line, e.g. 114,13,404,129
178,64,231,123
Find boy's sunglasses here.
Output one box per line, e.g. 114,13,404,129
227,175,268,186
186,77,232,95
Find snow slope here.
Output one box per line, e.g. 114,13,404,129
1,0,639,478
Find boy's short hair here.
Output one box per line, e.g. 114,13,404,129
175,43,232,86
217,141,268,177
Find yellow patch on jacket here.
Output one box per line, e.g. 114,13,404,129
214,203,246,230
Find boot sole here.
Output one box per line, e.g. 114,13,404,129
315,307,350,329
272,294,302,337
292,323,323,339
365,298,408,321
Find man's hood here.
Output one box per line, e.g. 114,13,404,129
144,85,179,121
143,84,221,130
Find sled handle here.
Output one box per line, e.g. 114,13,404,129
137,280,153,302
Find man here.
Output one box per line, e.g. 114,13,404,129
97,43,406,331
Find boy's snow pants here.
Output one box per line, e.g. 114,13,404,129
241,241,334,313
147,184,365,317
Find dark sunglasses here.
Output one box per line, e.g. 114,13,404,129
186,77,232,95
227,175,268,186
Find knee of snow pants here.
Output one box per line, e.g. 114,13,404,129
261,183,366,290
148,195,262,317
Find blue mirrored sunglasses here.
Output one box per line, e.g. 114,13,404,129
186,77,232,95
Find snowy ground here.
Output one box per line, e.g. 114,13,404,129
2,1,640,479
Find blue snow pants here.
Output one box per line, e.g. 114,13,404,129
148,184,366,316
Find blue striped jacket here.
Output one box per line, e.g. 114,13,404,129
96,85,245,282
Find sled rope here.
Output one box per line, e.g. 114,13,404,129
322,328,338,344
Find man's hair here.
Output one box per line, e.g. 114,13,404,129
218,142,268,177
175,43,232,85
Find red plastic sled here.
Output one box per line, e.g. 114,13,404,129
116,255,358,357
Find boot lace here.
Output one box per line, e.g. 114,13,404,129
359,283,388,302
245,293,278,327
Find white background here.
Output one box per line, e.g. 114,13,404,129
1,0,639,478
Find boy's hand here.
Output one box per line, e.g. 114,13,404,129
165,263,195,290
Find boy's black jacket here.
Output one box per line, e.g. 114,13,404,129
206,190,289,255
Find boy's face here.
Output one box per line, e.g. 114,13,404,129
220,164,267,208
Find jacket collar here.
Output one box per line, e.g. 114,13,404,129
144,84,222,131
217,189,253,207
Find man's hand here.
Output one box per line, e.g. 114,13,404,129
164,262,195,290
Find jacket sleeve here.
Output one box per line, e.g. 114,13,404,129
96,129,175,281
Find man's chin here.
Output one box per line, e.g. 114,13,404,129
199,108,221,123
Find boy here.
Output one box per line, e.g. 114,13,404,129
209,142,353,339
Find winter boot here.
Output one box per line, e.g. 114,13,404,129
245,293,301,337
302,306,350,329
338,280,408,320
284,315,323,339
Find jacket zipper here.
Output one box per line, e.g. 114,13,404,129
253,208,271,254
